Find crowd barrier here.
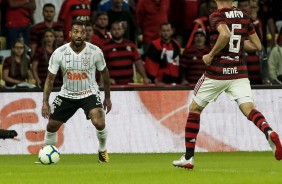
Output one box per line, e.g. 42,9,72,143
0,86,282,154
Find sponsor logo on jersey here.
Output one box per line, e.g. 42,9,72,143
67,71,88,80
68,89,93,96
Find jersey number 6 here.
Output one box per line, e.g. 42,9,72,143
229,24,242,53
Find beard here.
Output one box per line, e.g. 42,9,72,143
72,38,83,47
112,35,123,41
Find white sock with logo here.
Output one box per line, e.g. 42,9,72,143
45,131,57,145
96,126,107,151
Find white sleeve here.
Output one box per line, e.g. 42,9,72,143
48,50,61,74
95,50,106,71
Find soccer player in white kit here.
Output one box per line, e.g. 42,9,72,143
41,20,112,163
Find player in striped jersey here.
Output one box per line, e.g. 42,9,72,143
102,22,150,85
180,29,210,86
173,0,282,170
41,20,112,163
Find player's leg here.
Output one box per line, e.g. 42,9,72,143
173,100,204,169
239,102,282,160
46,95,78,145
228,78,282,160
173,76,227,169
89,107,109,163
45,119,64,145
82,94,109,163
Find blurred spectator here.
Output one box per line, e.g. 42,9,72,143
32,29,62,88
267,29,282,85
30,3,64,57
107,0,137,42
55,28,66,47
145,23,180,86
91,12,111,48
182,0,201,46
185,0,217,48
98,0,129,12
33,0,63,24
238,0,267,85
58,0,91,42
136,0,170,52
249,0,263,41
5,0,36,49
101,22,150,85
90,0,129,21
85,21,94,42
258,0,276,49
2,39,34,87
199,0,212,18
180,29,209,86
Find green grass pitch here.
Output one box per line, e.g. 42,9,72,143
1,152,282,184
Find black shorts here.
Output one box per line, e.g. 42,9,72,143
49,94,103,122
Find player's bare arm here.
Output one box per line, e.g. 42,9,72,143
244,33,262,52
42,71,56,118
100,67,112,114
203,24,231,65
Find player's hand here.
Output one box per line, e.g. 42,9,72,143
103,98,112,114
181,80,189,86
41,102,51,119
110,78,116,85
202,54,213,66
143,77,151,84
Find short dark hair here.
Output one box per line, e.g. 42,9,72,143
160,22,172,29
71,19,86,29
43,3,55,10
95,12,108,20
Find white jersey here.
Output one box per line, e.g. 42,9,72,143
48,42,106,99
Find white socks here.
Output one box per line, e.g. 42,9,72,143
45,131,57,145
96,127,108,151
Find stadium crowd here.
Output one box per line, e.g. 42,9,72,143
0,0,282,89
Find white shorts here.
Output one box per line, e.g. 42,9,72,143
193,75,253,107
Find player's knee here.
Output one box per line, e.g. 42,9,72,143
89,108,105,128
46,120,63,133
239,102,255,117
189,100,204,113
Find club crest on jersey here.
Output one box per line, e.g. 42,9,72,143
82,57,90,66
126,46,132,51
112,48,117,52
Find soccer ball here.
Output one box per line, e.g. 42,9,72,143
38,145,60,165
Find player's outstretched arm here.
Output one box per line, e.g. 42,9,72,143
42,72,56,118
203,24,231,65
244,33,262,52
100,67,112,114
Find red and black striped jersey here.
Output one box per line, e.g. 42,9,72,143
32,47,63,87
206,6,256,80
30,22,64,46
58,0,91,42
101,39,140,85
180,45,210,85
243,52,262,84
